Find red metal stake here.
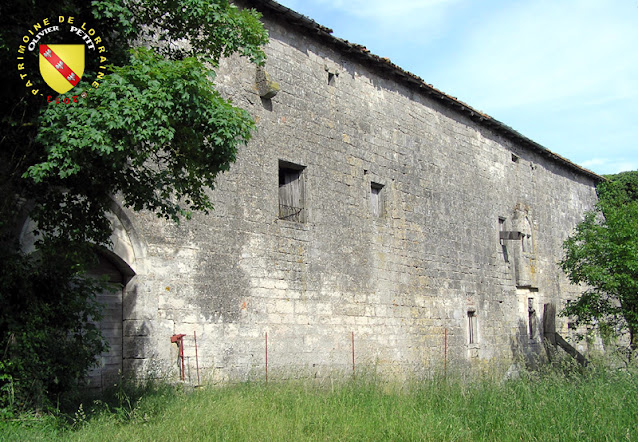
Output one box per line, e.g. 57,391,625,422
194,331,200,387
444,328,448,376
265,332,268,384
171,334,187,381
180,339,185,381
352,331,355,376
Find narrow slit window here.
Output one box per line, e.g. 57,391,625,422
528,298,536,339
328,72,336,86
499,217,509,262
468,310,477,344
370,182,384,217
279,161,306,223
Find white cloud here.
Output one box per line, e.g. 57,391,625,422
429,0,638,111
274,0,638,176
299,0,460,20
581,158,637,175
279,0,466,45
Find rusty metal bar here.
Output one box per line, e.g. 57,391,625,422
265,332,268,384
194,331,200,387
171,334,186,381
444,328,448,375
499,230,522,241
351,331,355,375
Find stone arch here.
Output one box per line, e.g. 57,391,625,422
106,198,147,275
17,199,148,389
17,198,147,273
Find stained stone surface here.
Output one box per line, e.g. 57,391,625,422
104,8,599,383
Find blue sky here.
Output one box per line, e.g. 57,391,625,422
275,0,638,176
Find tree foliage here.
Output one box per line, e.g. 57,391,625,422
1,249,107,411
561,171,638,350
29,47,255,232
0,0,268,410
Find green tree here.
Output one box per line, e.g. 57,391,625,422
0,0,267,410
561,171,638,351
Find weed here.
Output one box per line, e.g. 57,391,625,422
1,359,637,441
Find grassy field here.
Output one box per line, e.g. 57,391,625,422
2,362,637,441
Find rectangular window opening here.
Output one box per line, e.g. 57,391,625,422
370,182,384,217
498,217,506,235
468,310,477,344
279,161,306,223
328,72,336,86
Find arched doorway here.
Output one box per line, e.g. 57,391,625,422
19,202,145,389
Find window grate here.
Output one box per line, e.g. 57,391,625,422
279,204,305,222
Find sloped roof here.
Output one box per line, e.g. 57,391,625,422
248,0,603,182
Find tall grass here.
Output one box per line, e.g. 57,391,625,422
2,360,637,441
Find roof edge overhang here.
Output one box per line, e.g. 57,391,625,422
247,0,604,183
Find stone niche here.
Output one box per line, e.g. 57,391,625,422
500,204,537,289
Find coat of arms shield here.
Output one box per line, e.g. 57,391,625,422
39,44,85,94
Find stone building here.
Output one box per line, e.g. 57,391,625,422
41,1,603,387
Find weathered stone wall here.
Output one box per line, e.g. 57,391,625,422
112,9,598,383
